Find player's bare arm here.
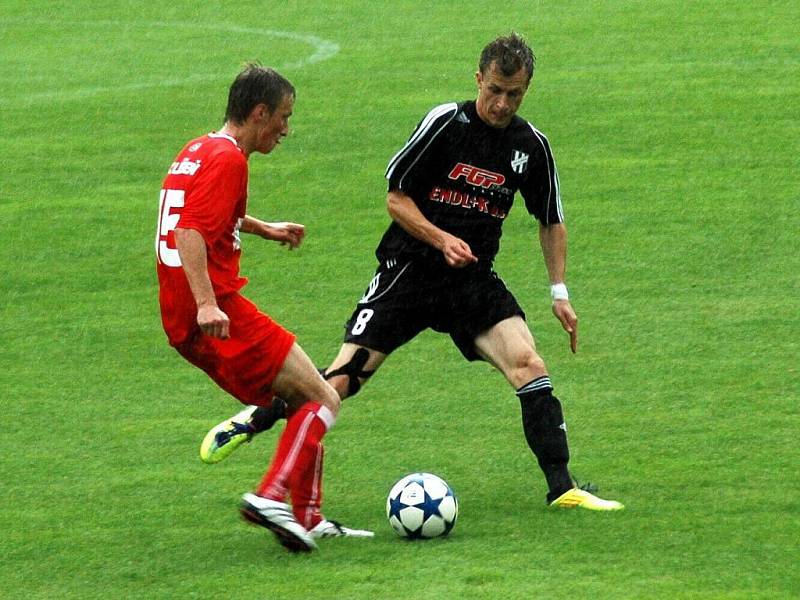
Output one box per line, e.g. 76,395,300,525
241,215,305,249
174,227,230,339
386,190,478,268
539,222,578,353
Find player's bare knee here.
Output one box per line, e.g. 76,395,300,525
319,382,341,415
510,350,547,385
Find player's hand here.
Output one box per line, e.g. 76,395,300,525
197,304,230,339
440,233,478,268
262,222,306,249
552,299,578,353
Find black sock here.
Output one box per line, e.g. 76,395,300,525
517,376,574,503
249,397,287,433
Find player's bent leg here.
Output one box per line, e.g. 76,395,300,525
247,342,364,550
221,342,386,441
324,343,387,400
269,344,374,538
271,343,341,416
473,316,546,388
246,399,331,552
199,344,385,464
474,317,622,506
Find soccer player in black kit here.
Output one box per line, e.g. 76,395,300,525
202,34,624,511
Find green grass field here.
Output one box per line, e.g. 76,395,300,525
2,1,798,598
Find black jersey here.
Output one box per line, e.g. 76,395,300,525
377,100,563,269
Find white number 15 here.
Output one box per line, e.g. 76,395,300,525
155,189,184,267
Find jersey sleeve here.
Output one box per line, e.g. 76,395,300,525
177,149,247,242
520,124,564,225
385,102,459,197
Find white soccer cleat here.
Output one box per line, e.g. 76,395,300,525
309,519,375,539
240,493,317,553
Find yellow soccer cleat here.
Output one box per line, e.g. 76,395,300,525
549,488,625,511
200,406,257,464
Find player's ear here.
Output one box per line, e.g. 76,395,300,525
475,70,483,89
250,103,270,123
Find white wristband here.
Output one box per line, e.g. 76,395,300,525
550,283,569,301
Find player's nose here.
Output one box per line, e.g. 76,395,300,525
496,94,510,112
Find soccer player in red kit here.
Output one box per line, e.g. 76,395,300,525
156,64,372,552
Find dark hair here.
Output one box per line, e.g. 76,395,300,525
479,33,535,82
224,63,295,124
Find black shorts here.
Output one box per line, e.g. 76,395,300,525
343,259,525,361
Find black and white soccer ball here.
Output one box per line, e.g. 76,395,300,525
386,472,458,538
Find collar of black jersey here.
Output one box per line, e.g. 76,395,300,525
462,100,517,134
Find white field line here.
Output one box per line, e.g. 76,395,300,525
0,20,340,104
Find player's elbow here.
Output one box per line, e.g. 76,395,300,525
386,194,398,218
174,227,202,246
173,227,190,252
386,190,406,219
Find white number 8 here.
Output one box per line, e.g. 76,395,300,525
351,308,374,335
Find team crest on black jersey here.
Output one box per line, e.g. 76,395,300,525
511,150,529,174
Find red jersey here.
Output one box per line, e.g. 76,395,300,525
156,133,249,345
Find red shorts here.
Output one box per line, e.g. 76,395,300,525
172,294,296,407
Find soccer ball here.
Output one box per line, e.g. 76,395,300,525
386,472,458,538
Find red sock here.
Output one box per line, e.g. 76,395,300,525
255,402,334,518
289,403,337,528
290,441,325,529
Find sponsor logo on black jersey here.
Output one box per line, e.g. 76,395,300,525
428,187,508,219
448,162,506,189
